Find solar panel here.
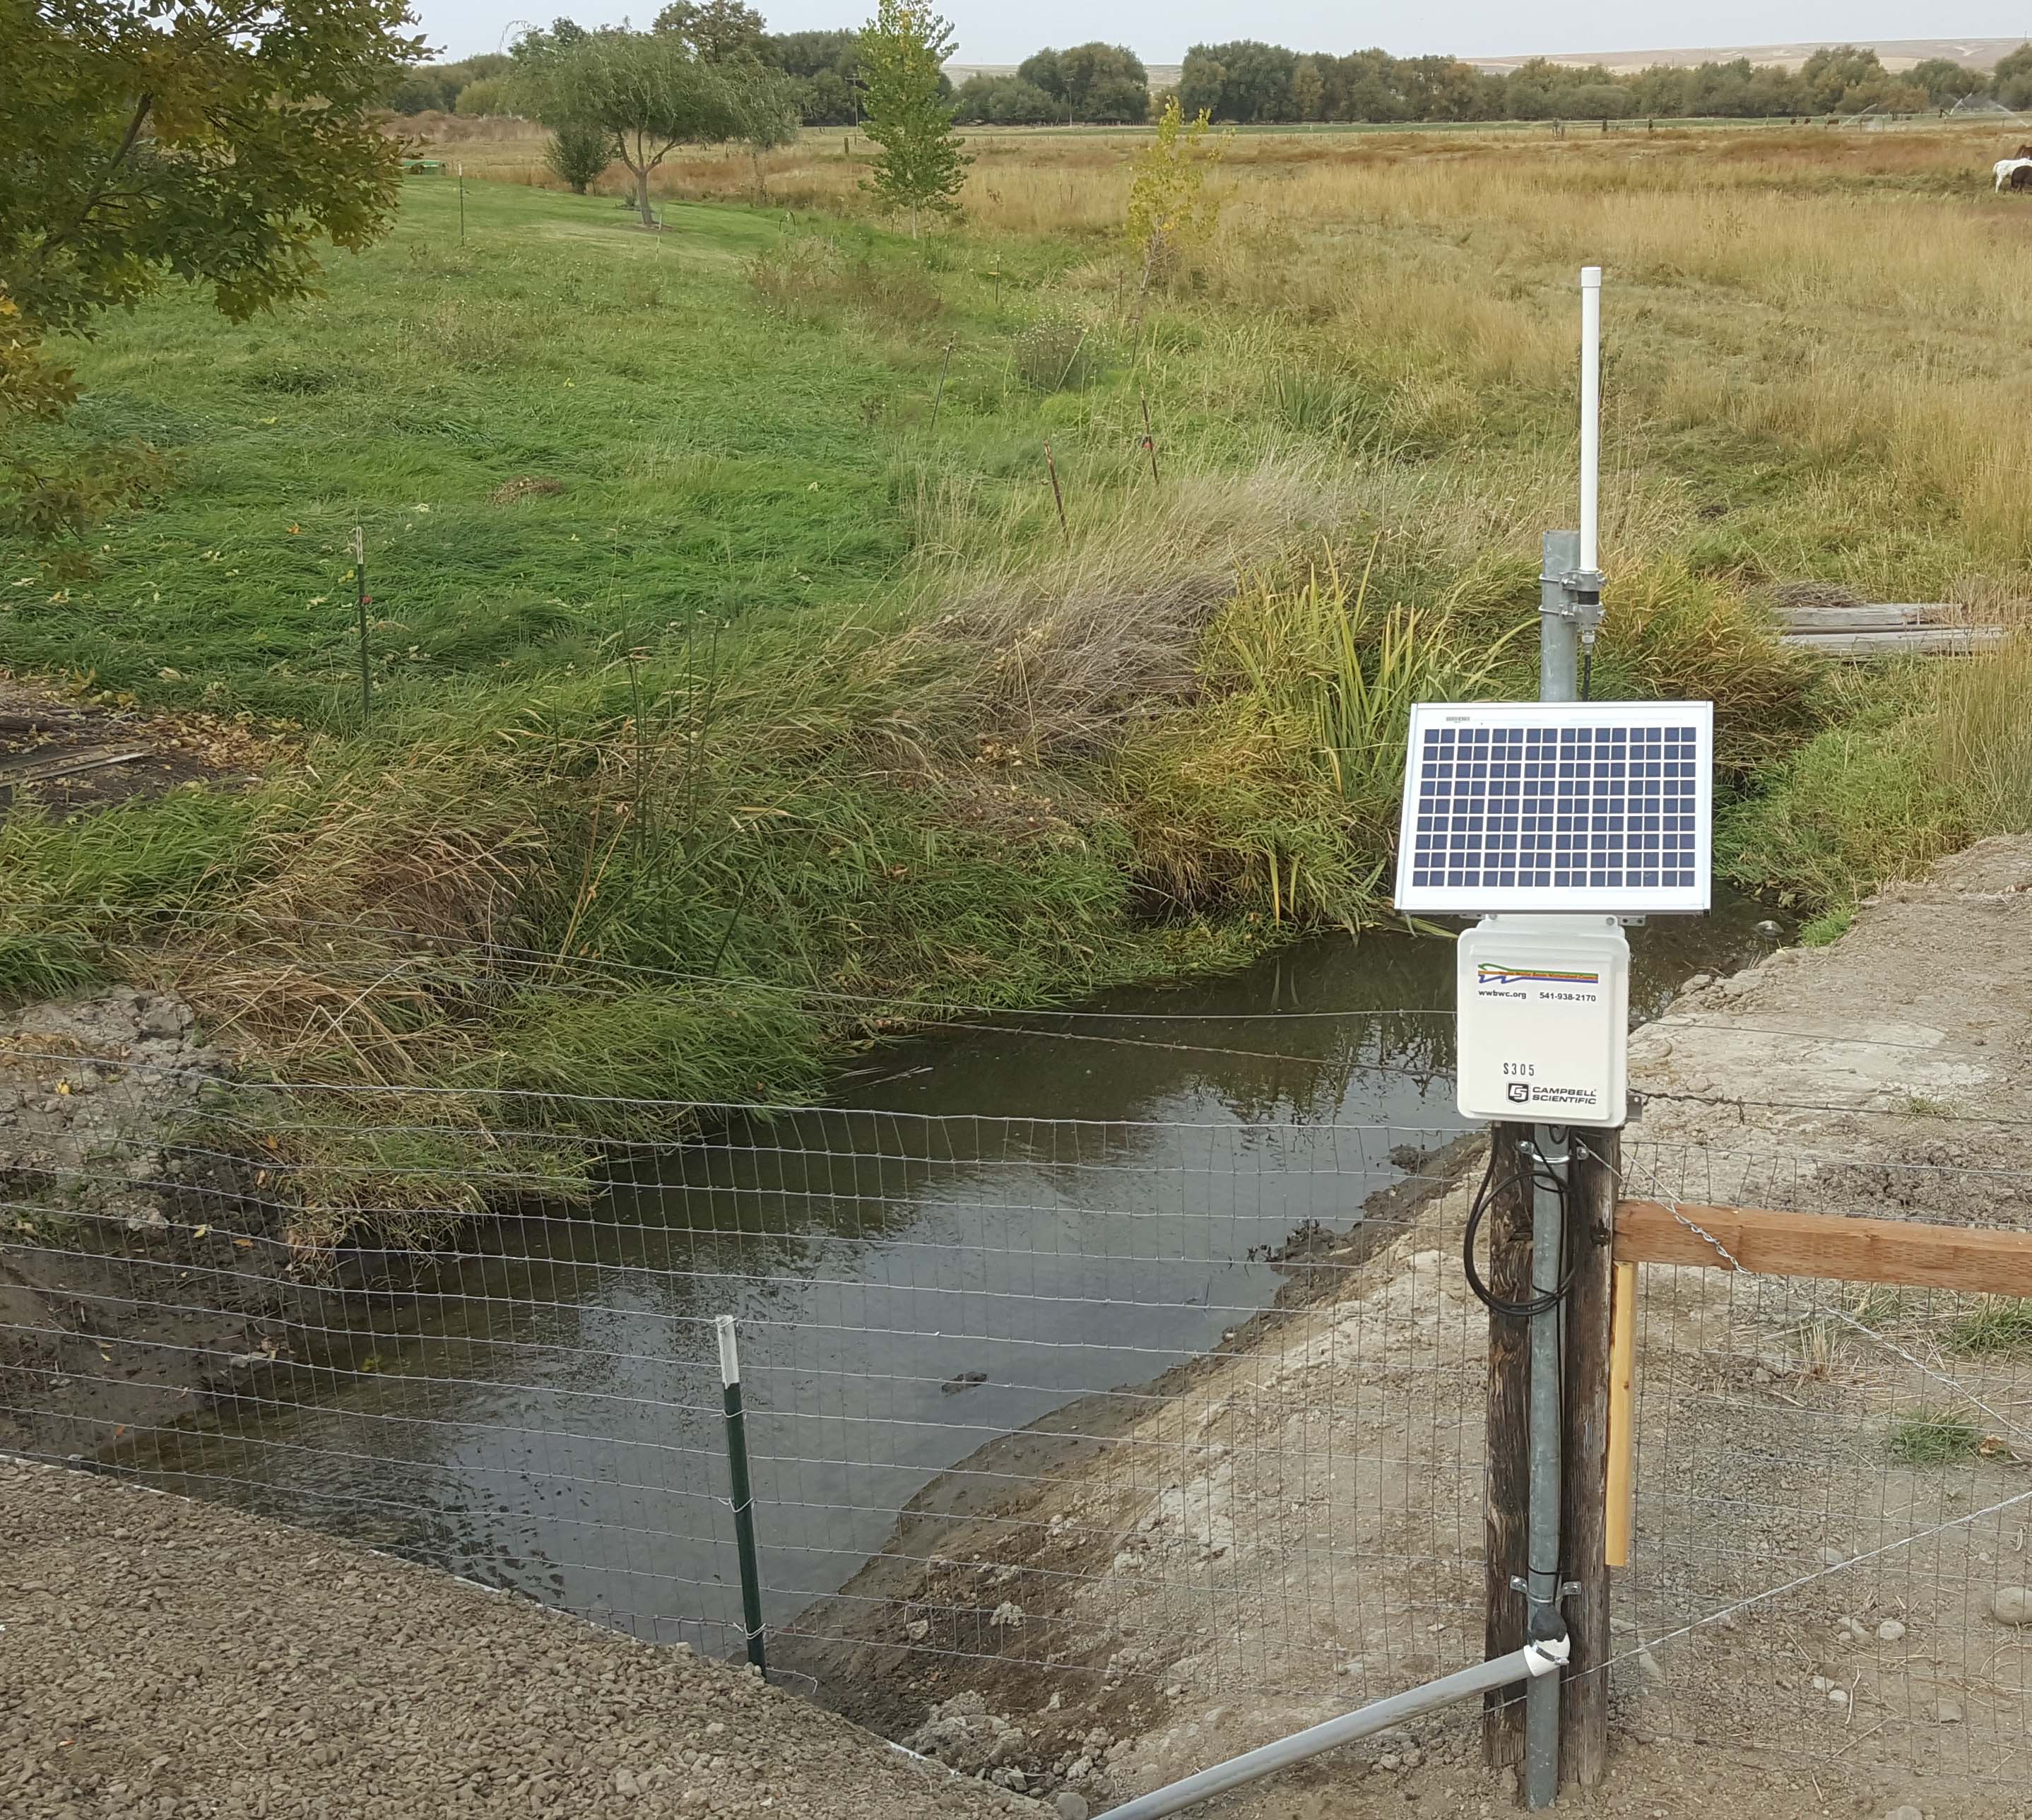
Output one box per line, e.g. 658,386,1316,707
1393,701,1713,914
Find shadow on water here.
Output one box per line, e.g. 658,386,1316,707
118,895,1783,1651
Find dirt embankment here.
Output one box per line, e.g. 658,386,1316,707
0,1455,1047,1820
0,990,321,1458
788,837,2032,1820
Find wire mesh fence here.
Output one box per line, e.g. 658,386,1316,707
0,1080,1484,1710
1609,1135,2032,1786
5,1058,2032,1795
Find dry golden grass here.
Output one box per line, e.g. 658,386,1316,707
418,115,2032,558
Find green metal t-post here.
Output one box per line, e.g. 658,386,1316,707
716,1316,768,1674
353,526,371,728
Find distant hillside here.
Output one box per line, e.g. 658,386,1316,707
1472,37,2028,75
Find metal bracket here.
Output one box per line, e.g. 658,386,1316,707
1510,1576,1583,1607
1550,569,1607,643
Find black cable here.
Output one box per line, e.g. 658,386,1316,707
1466,1128,1583,1614
1460,1133,1578,1318
1580,648,1594,700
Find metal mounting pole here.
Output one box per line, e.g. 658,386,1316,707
1518,541,1577,1810
1516,265,1609,1808
1522,1133,1567,1809
1540,529,1581,704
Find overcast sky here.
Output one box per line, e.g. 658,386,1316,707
422,3,2031,64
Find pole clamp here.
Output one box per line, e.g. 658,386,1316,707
1512,1576,1581,1644
1542,569,1607,639
1509,1576,1583,1602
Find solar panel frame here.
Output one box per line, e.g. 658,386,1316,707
1393,700,1713,914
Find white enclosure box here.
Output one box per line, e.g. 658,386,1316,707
1456,916,1630,1128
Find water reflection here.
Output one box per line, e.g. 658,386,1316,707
117,899,1783,1651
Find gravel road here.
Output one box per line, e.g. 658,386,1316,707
0,1457,1044,1820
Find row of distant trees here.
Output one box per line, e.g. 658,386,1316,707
396,33,2032,131
386,16,878,126
1174,41,2032,124
952,46,1150,124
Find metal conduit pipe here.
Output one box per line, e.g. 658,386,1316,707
1095,1638,1571,1820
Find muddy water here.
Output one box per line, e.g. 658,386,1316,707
122,900,1781,1652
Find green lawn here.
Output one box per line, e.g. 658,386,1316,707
10,184,981,721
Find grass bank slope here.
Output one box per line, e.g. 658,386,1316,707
13,136,2025,1229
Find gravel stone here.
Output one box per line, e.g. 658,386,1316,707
1992,1585,2032,1624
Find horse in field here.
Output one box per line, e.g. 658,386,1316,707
1993,157,2032,191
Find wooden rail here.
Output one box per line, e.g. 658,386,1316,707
1614,1199,2032,1295
1780,603,1965,632
1605,1201,2032,1576
1785,627,2004,657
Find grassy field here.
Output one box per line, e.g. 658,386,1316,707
6,119,2031,1234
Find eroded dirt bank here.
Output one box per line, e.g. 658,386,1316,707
0,1455,1047,1820
788,837,2032,1820
0,990,376,1458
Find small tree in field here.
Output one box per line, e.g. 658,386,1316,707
520,30,756,228
731,75,801,201
857,0,970,236
545,121,616,194
1125,97,1226,295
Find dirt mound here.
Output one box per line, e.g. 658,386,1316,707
0,1458,1044,1820
488,475,565,504
0,672,282,817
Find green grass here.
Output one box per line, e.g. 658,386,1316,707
7,189,943,721
1888,1406,1982,1465
1717,666,1964,916
0,166,1977,1237
1797,905,1853,946
1949,1299,2032,1356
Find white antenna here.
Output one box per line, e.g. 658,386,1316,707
1578,266,1602,574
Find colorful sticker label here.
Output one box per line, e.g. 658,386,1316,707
1475,963,1602,988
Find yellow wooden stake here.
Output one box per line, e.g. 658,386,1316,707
1605,1260,1638,1568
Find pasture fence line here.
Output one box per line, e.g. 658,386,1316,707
3,1069,2031,1802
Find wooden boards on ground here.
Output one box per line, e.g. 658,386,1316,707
1773,603,2006,659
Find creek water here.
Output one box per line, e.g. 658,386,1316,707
122,898,1782,1652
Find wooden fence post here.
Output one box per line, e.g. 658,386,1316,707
1559,1126,1619,1786
1483,1123,1535,1768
